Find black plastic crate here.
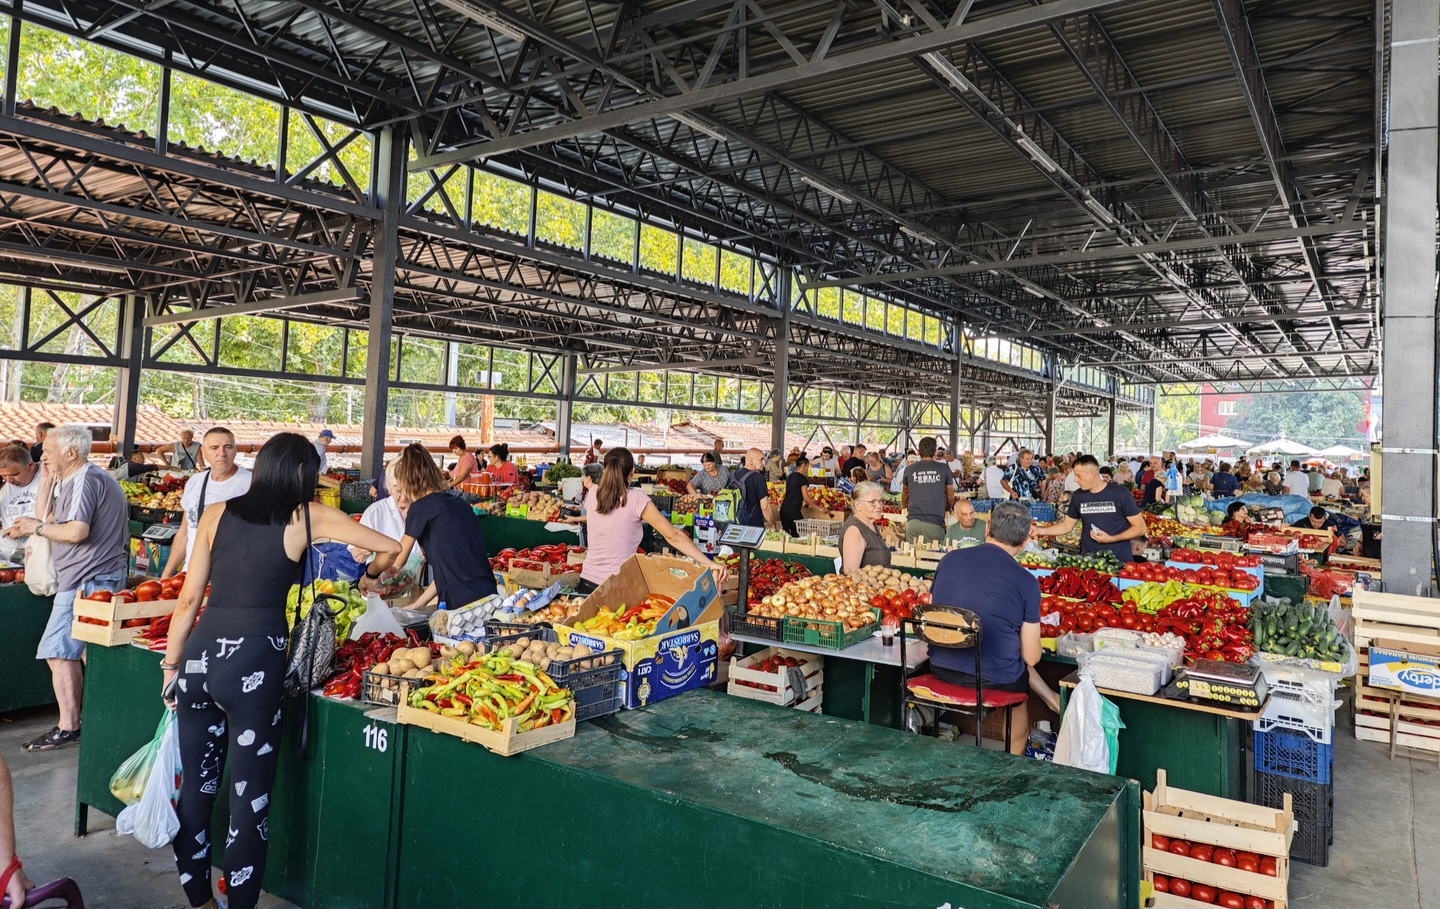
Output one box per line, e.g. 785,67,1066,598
1248,768,1333,866
130,505,181,524
484,628,623,722
724,608,785,642
484,620,541,636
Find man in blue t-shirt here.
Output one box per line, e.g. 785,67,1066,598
1210,462,1240,498
928,501,1053,754
1032,455,1147,563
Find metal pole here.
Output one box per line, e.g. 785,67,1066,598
360,125,404,478
1380,0,1439,595
1107,396,1117,458
443,341,459,426
555,354,577,462
1148,397,1158,455
948,347,962,456
770,313,789,455
113,294,145,455
1044,386,1058,456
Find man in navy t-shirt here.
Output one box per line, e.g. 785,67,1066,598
928,501,1053,754
1210,462,1240,498
1032,454,1147,563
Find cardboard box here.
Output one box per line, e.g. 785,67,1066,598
1367,639,1440,698
556,554,721,709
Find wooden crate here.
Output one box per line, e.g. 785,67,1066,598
1352,590,1440,649
70,596,175,647
1143,770,1292,908
726,647,824,712
1354,648,1440,755
396,700,575,756
506,559,581,590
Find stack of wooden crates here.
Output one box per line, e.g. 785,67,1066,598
1352,590,1440,763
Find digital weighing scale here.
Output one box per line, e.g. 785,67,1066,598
719,523,766,613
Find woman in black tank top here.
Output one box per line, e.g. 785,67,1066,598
159,434,401,909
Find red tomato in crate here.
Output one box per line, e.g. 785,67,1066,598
1189,843,1212,863
1245,898,1267,909
1191,883,1217,903
1151,834,1170,851
1152,875,1169,893
1213,848,1236,867
1170,879,1191,898
1218,892,1245,908
1169,840,1190,857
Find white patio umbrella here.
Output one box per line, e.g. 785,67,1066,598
1316,444,1365,460
1177,434,1250,451
1246,437,1318,457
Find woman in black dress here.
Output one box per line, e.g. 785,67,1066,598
779,455,810,537
162,434,401,909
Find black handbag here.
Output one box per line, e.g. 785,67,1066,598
283,504,348,755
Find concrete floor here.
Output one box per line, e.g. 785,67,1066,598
2,702,1437,908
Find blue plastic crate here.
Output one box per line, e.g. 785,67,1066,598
971,498,996,513
1253,727,1334,784
1028,502,1057,522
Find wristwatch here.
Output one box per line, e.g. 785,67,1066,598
364,564,383,579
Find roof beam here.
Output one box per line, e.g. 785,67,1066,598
144,288,363,325
989,306,1374,339
411,0,1138,170
806,220,1359,288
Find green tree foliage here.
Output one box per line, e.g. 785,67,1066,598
17,24,160,131
168,72,281,164
1223,390,1368,448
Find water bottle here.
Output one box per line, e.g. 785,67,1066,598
1024,720,1057,761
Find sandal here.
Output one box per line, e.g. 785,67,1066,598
22,726,80,751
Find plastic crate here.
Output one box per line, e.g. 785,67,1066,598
130,505,181,524
1253,727,1334,784
970,498,996,513
1028,502,1057,522
361,668,428,707
340,478,376,500
725,609,785,642
794,518,843,538
1248,769,1333,866
487,628,623,723
1254,691,1336,744
783,610,879,651
484,620,538,636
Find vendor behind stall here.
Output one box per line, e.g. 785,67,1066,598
945,499,986,546
929,501,1056,754
350,461,428,606
686,452,731,495
841,481,891,574
778,455,809,537
577,446,726,595
1031,455,1146,563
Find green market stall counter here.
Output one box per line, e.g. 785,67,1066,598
0,582,58,714
76,644,403,908
1058,671,1255,801
398,689,1140,909
78,644,1140,909
475,512,658,556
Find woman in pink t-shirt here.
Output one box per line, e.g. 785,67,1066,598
578,447,728,593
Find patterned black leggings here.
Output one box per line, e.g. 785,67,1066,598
172,608,289,909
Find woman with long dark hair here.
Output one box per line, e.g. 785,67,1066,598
368,443,497,610
578,447,727,594
162,433,401,909
485,442,520,488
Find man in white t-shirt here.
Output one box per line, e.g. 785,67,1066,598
1128,458,1142,477
1320,469,1345,499
161,428,253,577
1283,460,1309,497
983,457,1006,499
0,445,41,561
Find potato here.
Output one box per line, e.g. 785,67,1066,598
457,641,476,655
408,647,431,667
439,645,458,659
537,657,551,671
373,661,391,675
516,636,532,649
389,657,414,674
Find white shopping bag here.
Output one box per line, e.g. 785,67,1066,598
116,708,181,849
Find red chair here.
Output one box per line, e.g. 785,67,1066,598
899,606,1027,749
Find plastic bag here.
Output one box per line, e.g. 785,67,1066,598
116,709,181,849
110,713,171,806
1054,676,1126,774
24,534,58,597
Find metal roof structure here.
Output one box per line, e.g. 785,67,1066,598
0,0,1383,458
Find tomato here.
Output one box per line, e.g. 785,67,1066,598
1213,848,1236,867
0,569,13,584
1059,616,1077,632
160,588,178,600
1189,843,1213,863
918,593,932,605
1121,613,1139,628
1152,874,1169,893
1245,898,1267,909
135,579,163,599
1237,858,1258,874
1258,857,1278,877
1192,884,1217,904
1218,892,1245,908
112,589,136,604
1151,833,1170,851
1170,879,1191,898
14,569,22,583
901,589,918,605
870,595,889,610
88,589,113,602
1169,840,1190,857
1236,851,1259,865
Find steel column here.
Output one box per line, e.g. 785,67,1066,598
443,341,460,427
771,294,791,455
112,294,145,456
1380,0,1439,595
555,354,577,462
1148,399,1158,455
948,350,962,457
360,126,405,479
1107,397,1117,458
1044,385,1058,456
